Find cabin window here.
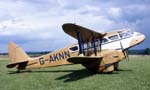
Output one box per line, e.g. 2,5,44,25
69,45,78,52
108,35,119,41
83,43,87,49
88,42,92,48
95,39,99,46
101,38,108,44
119,31,133,38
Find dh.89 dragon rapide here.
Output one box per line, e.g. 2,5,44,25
6,23,145,73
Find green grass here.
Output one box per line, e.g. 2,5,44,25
0,56,150,90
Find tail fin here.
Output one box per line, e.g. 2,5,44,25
8,42,30,63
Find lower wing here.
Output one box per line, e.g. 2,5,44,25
67,56,102,64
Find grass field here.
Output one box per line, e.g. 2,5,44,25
0,56,150,90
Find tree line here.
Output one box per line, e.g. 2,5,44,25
127,48,150,55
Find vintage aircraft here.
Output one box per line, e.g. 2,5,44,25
6,23,145,73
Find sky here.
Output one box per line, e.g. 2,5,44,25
0,0,150,53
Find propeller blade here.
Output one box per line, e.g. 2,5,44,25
120,41,129,61
124,50,129,61
126,50,129,61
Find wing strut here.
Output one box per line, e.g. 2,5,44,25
99,39,102,51
77,31,83,55
92,36,97,56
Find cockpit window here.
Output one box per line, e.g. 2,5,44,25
69,45,78,52
119,31,133,38
101,38,108,44
108,35,119,41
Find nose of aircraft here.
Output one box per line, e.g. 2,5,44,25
130,34,145,47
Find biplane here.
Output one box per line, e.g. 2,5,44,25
6,23,145,73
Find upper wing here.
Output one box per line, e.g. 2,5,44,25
67,56,102,64
62,23,105,43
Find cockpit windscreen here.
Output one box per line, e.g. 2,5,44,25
119,31,133,38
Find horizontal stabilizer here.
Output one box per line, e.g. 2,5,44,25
6,61,28,68
67,56,102,64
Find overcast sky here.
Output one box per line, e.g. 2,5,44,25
0,0,150,52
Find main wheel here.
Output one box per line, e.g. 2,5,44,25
16,69,21,73
114,62,119,71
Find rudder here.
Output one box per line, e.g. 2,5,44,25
8,42,30,63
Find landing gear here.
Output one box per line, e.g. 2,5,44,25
16,69,32,73
82,60,100,73
82,61,114,73
16,69,21,73
114,62,119,71
27,70,32,72
103,71,113,74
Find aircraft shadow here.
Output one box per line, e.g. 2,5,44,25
55,69,96,82
8,68,132,82
8,69,79,74
116,69,132,72
55,69,124,82
8,69,96,82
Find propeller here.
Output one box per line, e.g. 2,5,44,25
120,41,129,61
123,50,129,61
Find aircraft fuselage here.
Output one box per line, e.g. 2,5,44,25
24,29,145,70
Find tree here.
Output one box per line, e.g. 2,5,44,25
144,48,150,55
